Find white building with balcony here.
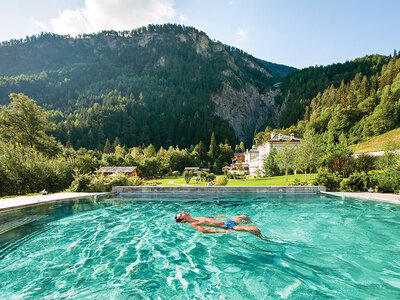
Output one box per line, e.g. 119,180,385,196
244,133,301,176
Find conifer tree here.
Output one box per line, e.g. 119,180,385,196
239,141,246,152
112,137,120,152
103,138,113,153
208,132,219,159
263,148,280,177
194,140,208,166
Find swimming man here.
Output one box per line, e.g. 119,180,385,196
174,211,262,237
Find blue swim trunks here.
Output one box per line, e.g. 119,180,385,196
222,220,239,230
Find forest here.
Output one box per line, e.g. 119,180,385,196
254,53,400,146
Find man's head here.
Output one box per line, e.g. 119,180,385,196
174,211,190,223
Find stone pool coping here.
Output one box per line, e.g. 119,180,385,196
321,191,400,205
0,192,110,212
112,186,326,193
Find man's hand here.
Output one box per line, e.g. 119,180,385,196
189,223,234,234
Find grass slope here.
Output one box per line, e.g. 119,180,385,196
350,127,400,153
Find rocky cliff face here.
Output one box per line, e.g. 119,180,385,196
211,83,279,143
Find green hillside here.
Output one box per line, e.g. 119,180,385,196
350,127,400,153
257,59,297,78
277,55,393,127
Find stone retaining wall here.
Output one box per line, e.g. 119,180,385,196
112,186,326,194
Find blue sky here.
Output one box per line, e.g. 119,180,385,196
1,0,399,68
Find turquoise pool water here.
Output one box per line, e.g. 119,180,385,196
0,193,399,299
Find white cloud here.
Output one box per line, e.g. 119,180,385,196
48,0,176,36
31,17,49,32
237,29,247,38
234,29,247,45
178,14,187,23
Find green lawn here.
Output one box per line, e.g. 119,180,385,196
146,173,316,187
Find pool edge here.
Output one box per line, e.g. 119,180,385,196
0,192,113,213
112,186,326,194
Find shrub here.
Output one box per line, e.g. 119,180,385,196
226,172,234,179
206,173,216,182
172,171,180,177
354,154,377,173
290,178,309,186
69,173,93,192
340,172,370,192
216,176,228,186
0,142,76,196
69,174,143,192
200,171,207,181
312,172,342,191
371,169,400,193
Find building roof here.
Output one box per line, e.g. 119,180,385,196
184,167,210,172
268,133,301,142
97,166,139,173
234,152,245,157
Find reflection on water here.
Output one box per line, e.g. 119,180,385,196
0,193,399,299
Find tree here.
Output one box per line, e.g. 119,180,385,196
0,93,60,156
144,144,156,157
253,131,266,146
194,140,208,166
183,170,194,184
208,132,219,159
276,141,295,182
239,141,246,152
295,129,322,180
324,134,355,178
263,148,280,177
103,138,113,153
112,137,120,151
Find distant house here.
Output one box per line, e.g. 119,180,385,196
96,166,141,177
232,152,245,164
244,133,301,176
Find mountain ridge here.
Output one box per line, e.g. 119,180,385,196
0,24,293,148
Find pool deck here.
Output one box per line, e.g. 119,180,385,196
321,191,400,205
0,192,110,212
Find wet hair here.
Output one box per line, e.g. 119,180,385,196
174,214,184,223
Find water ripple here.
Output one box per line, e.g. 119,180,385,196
0,194,400,299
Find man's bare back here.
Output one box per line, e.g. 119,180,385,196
174,212,262,237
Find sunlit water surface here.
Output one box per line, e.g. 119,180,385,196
0,193,400,299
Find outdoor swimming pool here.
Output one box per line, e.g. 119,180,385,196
0,193,399,299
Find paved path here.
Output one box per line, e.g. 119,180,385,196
0,192,110,212
321,191,400,205
168,180,192,186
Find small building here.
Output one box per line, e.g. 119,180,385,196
96,166,141,177
232,152,245,164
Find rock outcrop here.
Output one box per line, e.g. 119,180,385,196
211,83,279,143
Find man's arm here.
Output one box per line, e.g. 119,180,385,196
189,223,234,234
